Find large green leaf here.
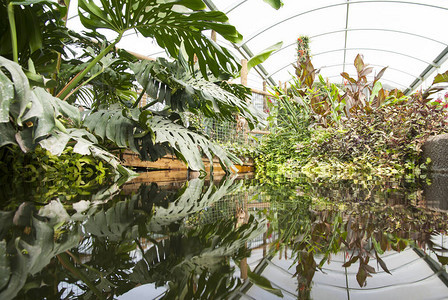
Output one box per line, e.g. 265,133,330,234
247,41,283,72
84,106,138,151
38,128,135,176
147,115,240,171
78,0,242,78
433,70,448,84
0,56,33,126
22,87,81,140
0,57,82,148
132,59,265,129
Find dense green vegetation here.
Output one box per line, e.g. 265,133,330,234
3,0,443,182
0,0,277,181
256,50,448,180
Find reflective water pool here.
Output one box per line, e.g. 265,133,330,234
1,172,448,299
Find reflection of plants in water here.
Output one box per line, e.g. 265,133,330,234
130,214,263,299
300,204,447,289
0,212,80,299
0,168,128,211
1,176,266,299
259,177,448,298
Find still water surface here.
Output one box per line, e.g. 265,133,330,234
1,172,448,299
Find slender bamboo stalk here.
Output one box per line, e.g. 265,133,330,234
132,89,146,108
52,0,70,95
7,2,18,63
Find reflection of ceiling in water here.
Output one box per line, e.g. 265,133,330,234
241,247,448,299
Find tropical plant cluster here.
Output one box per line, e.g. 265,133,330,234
0,0,273,181
257,51,448,180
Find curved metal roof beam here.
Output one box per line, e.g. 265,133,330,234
240,1,448,47
202,0,276,85
268,28,448,58
405,44,448,95
319,63,419,80
267,47,434,78
224,0,249,14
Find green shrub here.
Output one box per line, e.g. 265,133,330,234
311,99,448,169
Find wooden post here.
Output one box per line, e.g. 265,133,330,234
241,59,248,87
240,258,248,280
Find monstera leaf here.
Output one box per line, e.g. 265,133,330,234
78,0,242,78
38,128,134,176
132,59,265,129
83,105,139,151
146,116,240,171
84,105,241,172
0,56,34,125
0,57,80,149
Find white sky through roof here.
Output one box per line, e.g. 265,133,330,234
67,0,448,94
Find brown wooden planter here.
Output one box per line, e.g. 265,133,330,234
120,150,255,173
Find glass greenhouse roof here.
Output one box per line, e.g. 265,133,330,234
67,0,448,93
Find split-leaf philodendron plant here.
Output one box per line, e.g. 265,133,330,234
0,0,268,175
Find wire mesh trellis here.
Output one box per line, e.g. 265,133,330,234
138,90,271,148
192,185,269,225
200,91,270,147
202,119,255,146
